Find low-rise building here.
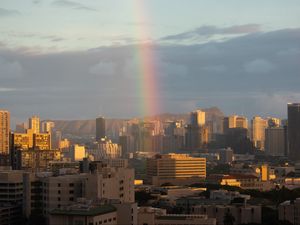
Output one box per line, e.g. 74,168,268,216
278,198,300,225
49,204,118,225
138,207,216,225
192,204,261,225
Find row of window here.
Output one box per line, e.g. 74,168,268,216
89,217,117,225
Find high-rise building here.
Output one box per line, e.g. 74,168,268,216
0,110,10,155
251,116,268,150
288,103,300,161
265,127,287,156
96,116,105,141
190,110,206,126
185,110,208,150
28,116,40,134
41,121,55,133
223,115,248,134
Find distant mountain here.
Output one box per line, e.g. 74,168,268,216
52,107,224,136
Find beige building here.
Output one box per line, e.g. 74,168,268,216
0,110,10,155
70,144,86,161
192,204,261,225
146,154,206,186
223,115,248,134
0,170,44,220
85,165,135,203
279,198,300,225
41,121,55,133
42,164,135,215
138,207,216,225
29,115,40,134
42,173,87,215
251,116,268,150
190,110,206,126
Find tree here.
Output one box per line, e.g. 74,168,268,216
223,211,235,225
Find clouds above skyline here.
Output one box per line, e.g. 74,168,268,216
52,0,96,11
161,24,262,43
0,28,300,123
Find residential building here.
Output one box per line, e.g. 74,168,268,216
41,121,55,133
251,116,268,150
28,116,40,134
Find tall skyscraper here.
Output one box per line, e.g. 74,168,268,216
29,116,40,134
265,127,287,157
223,115,248,134
96,116,105,141
190,110,206,126
41,121,55,133
0,110,10,154
251,116,268,150
185,110,208,149
288,103,300,161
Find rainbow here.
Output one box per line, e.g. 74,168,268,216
133,0,161,118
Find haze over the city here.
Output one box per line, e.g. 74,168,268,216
1,0,300,122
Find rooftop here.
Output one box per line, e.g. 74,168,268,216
50,204,116,216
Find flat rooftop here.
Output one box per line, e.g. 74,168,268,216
50,204,116,216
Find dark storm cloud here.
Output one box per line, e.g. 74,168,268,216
52,0,96,11
0,8,20,17
0,28,299,121
162,24,261,41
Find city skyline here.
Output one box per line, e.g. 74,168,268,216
0,1,300,123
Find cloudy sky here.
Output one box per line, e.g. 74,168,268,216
0,0,300,123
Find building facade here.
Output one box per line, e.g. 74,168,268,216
146,154,206,186
288,103,300,161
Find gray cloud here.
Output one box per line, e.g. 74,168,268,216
89,61,116,76
244,59,275,74
0,88,16,92
0,8,20,17
162,24,261,42
0,57,23,78
0,28,299,121
3,32,66,43
52,0,96,11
